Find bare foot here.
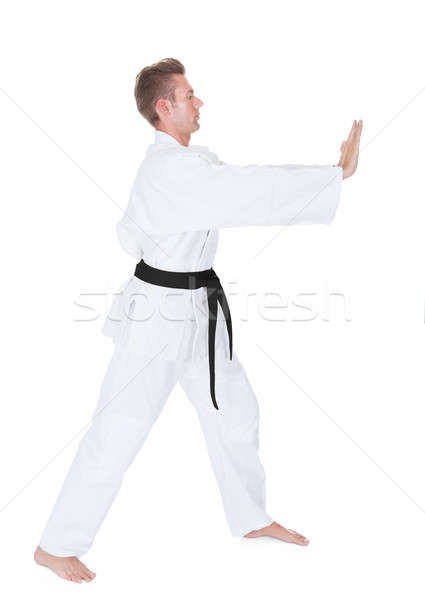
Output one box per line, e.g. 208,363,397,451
244,521,309,546
34,545,96,583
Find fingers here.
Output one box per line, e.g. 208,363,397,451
347,119,363,150
353,119,363,152
338,120,363,171
347,120,356,142
347,119,357,145
356,119,363,142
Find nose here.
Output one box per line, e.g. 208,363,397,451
195,97,204,108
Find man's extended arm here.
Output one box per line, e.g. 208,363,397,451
116,119,363,249
143,155,344,234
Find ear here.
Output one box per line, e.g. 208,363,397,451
155,97,171,119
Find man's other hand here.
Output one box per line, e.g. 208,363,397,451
338,119,363,179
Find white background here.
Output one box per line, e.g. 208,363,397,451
1,0,425,597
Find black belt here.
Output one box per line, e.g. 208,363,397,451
133,259,233,410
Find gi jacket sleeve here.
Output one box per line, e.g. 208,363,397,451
146,151,342,235
116,149,343,254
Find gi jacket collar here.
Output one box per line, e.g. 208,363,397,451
152,128,211,158
154,129,184,147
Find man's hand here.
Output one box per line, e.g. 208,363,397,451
337,119,363,179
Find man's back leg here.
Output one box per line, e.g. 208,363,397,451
35,342,180,580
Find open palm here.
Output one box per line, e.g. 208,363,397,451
338,119,363,179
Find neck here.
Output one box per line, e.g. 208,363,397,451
155,126,190,147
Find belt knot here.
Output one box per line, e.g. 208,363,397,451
207,268,220,284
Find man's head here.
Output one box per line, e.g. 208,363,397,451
134,58,203,139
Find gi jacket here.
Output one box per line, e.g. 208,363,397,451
102,129,343,362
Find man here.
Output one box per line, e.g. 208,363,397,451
34,58,362,583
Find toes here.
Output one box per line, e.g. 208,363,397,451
287,529,309,544
66,559,96,582
81,562,96,578
69,572,82,583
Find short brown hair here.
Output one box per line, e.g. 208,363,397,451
134,58,186,127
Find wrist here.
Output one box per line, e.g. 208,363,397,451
333,164,347,179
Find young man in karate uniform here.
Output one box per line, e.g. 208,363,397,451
34,58,362,583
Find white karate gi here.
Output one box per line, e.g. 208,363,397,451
38,129,342,557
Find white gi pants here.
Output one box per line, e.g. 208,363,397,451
38,328,273,557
